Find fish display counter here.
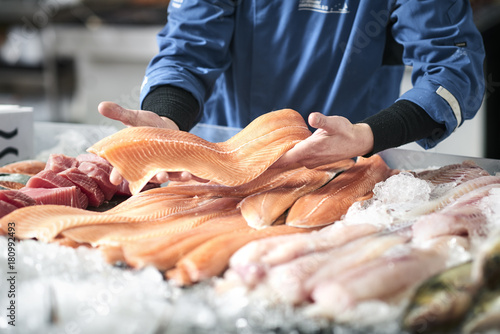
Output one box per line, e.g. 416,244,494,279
1,119,500,334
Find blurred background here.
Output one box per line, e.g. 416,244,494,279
0,0,499,158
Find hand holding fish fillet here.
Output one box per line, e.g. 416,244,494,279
88,108,312,195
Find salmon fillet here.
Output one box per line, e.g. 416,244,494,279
286,155,396,228
88,109,311,195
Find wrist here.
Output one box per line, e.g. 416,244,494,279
354,123,374,157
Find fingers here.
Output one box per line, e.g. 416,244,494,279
110,168,124,186
98,101,179,130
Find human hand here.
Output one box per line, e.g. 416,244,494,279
271,112,374,169
98,101,208,185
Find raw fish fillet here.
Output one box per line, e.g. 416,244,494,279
122,210,249,270
306,236,469,318
251,232,409,305
239,160,354,229
0,194,212,242
0,201,20,221
58,167,105,207
88,109,312,195
412,206,488,241
166,224,314,286
77,161,116,200
0,159,46,176
414,160,490,185
62,197,241,245
0,189,36,208
45,153,79,173
406,176,500,218
228,223,381,283
20,186,81,207
26,170,88,209
286,155,395,228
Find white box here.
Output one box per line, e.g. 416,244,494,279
0,105,34,166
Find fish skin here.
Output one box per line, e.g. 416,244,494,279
286,155,395,228
62,197,242,246
88,109,312,195
239,160,355,229
402,261,476,334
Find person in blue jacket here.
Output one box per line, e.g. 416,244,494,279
99,0,485,184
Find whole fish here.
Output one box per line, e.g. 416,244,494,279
402,261,477,334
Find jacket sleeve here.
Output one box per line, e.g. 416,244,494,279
391,0,485,149
139,0,236,120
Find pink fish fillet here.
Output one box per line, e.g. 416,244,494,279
62,197,241,246
19,186,81,207
286,155,395,228
25,169,88,209
87,109,312,195
58,167,105,207
0,193,210,242
239,160,354,229
45,153,79,173
77,161,116,200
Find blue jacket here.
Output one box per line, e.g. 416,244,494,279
140,0,485,149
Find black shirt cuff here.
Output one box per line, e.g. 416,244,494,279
142,85,200,131
361,100,446,156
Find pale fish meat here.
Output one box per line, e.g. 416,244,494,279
0,193,209,242
286,154,396,228
62,197,241,246
405,176,500,218
88,109,312,195
412,205,489,242
252,232,409,305
414,160,490,186
239,160,354,229
305,236,470,319
228,223,381,286
166,224,315,286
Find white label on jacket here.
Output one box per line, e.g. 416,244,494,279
298,0,350,14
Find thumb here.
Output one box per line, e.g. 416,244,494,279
308,112,329,130
98,102,133,126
